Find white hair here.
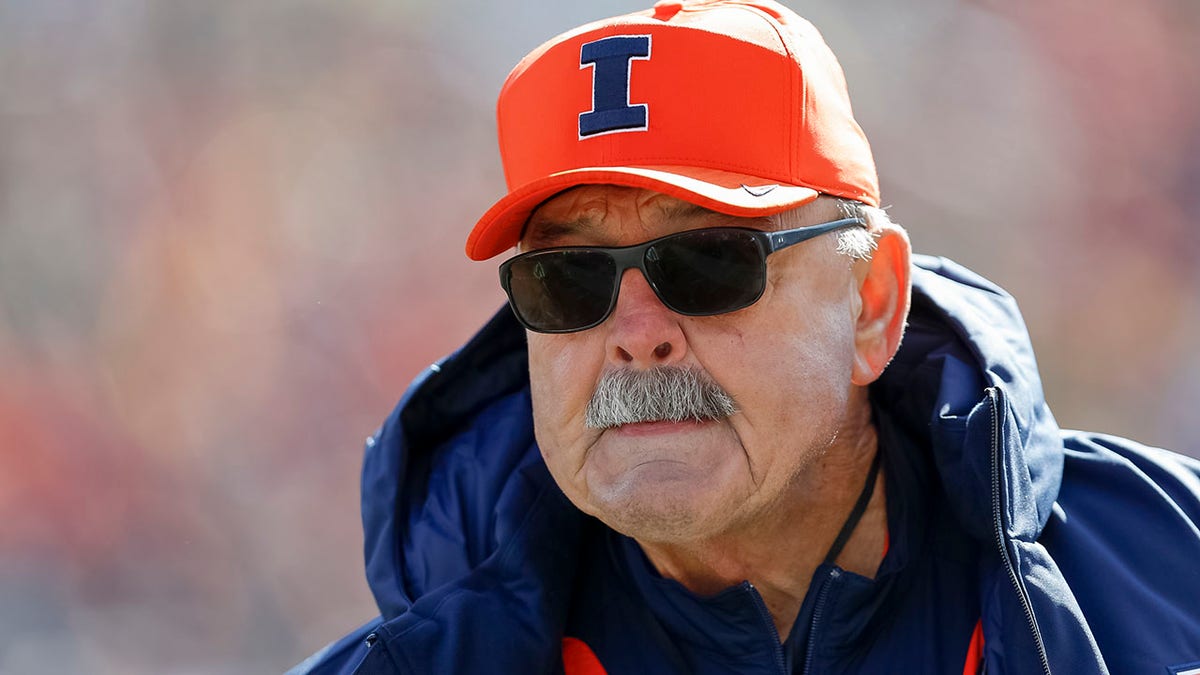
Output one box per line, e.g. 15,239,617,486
585,366,738,429
769,198,891,262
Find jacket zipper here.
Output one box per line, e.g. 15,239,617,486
746,581,787,674
987,387,1051,675
801,568,840,675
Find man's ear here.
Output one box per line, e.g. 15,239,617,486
850,223,911,386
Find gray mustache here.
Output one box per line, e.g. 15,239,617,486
584,367,739,430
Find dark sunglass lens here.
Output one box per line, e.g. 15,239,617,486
646,230,766,315
504,251,617,331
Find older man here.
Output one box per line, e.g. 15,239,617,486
292,1,1200,673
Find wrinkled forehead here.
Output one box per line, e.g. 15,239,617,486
520,185,774,250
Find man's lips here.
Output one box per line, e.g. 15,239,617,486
608,419,712,437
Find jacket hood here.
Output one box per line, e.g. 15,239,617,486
359,254,1065,621
875,256,1063,543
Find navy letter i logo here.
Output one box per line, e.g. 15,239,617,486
578,35,651,138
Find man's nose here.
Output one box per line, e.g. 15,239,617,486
604,269,689,369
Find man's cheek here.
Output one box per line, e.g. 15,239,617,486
530,368,573,427
529,370,576,457
532,344,601,415
527,350,560,416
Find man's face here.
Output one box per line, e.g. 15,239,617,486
521,185,866,544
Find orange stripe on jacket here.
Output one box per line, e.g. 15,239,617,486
962,619,985,675
563,637,608,675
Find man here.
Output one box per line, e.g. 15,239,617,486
292,1,1200,673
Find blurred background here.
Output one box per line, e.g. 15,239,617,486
1,0,1197,672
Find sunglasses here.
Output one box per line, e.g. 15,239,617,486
499,216,867,334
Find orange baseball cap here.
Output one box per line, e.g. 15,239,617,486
465,0,879,260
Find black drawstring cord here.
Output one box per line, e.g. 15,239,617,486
822,449,883,567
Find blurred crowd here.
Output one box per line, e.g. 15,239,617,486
0,1,1196,672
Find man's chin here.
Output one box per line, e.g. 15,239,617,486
569,419,747,540
586,465,732,543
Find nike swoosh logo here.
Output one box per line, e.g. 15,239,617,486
741,184,778,197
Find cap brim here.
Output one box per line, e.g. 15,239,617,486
465,165,821,260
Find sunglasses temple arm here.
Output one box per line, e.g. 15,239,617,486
765,217,866,253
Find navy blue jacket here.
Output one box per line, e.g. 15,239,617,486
290,257,1200,674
